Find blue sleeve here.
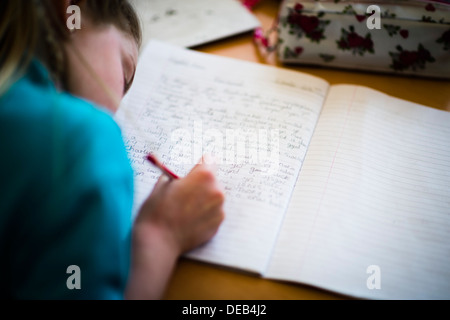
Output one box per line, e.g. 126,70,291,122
4,93,134,299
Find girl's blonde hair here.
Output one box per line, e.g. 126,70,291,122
0,0,141,96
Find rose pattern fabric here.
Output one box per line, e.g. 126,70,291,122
283,3,330,43
277,1,450,78
337,25,374,56
389,44,436,71
437,29,450,51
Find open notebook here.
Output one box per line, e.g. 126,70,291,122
115,40,450,300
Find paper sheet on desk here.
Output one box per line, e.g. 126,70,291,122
130,0,260,49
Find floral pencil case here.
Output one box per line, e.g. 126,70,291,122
276,0,450,78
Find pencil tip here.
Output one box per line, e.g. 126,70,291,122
146,154,156,165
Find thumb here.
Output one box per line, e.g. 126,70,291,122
201,154,218,174
151,174,171,192
190,154,218,174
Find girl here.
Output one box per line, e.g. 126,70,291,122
0,0,225,299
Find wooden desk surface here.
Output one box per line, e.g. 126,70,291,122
163,0,450,300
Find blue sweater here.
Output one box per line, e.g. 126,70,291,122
0,61,134,299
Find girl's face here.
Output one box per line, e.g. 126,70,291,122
64,21,138,113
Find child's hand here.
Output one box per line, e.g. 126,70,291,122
126,157,224,299
134,157,225,256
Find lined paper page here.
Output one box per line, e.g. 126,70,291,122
266,85,450,299
130,0,260,48
115,41,329,273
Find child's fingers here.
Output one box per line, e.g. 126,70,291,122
150,174,171,194
201,154,218,174
189,154,218,175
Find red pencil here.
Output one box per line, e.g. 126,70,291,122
146,153,180,180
